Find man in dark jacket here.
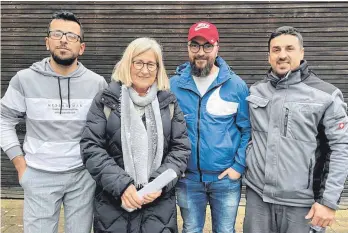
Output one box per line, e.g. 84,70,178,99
170,21,251,233
243,26,348,233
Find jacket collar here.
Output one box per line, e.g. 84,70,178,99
101,81,175,110
176,56,234,94
267,60,310,89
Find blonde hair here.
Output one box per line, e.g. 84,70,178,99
112,37,170,90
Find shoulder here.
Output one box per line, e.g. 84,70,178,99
223,72,249,96
158,89,177,105
85,69,105,81
17,68,36,79
169,75,182,87
249,78,269,93
302,72,338,96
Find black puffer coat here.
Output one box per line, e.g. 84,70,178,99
80,81,190,233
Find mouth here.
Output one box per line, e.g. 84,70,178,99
57,47,71,51
195,58,207,63
277,61,290,65
137,76,151,79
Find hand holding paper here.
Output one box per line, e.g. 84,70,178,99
121,184,143,210
143,190,162,204
121,168,177,212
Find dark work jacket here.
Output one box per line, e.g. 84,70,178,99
80,81,190,233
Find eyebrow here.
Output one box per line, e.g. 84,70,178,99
133,59,156,64
190,41,211,45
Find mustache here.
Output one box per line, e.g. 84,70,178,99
56,46,71,51
193,54,209,60
277,57,289,63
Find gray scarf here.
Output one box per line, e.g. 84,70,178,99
120,83,164,187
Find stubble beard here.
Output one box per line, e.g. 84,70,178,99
51,50,78,66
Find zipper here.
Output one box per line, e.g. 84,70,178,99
197,98,203,182
284,108,289,136
181,85,225,182
307,158,313,189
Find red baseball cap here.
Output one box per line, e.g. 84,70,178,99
188,21,219,44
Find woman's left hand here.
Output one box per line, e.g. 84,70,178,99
143,190,162,204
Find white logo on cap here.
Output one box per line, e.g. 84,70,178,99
195,23,210,31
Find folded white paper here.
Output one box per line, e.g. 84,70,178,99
121,168,177,212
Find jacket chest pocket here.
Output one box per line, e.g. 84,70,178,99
247,95,270,132
282,102,324,142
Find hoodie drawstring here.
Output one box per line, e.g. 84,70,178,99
68,78,71,108
58,78,63,114
57,77,71,114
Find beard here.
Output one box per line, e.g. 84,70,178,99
51,49,78,66
190,55,215,77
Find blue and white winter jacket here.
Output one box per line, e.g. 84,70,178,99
170,56,251,182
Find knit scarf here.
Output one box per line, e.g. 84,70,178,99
120,83,164,187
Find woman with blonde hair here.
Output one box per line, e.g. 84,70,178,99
80,37,190,233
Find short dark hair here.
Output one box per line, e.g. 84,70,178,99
48,10,84,42
268,26,303,51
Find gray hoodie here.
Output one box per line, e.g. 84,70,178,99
0,57,107,172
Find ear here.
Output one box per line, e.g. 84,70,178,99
300,47,304,60
79,42,86,56
214,44,219,58
267,52,271,65
45,37,49,50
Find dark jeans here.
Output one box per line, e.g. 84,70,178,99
243,187,325,233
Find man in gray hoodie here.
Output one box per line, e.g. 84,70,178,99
0,11,107,233
243,26,348,233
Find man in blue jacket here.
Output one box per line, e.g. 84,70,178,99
170,21,251,233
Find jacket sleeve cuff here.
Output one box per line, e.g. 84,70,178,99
317,198,339,210
232,163,245,175
118,181,134,198
5,146,24,160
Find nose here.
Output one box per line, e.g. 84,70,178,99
278,49,287,59
197,46,205,56
60,34,68,43
140,64,150,74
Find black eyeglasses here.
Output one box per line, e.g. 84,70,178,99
188,42,217,53
48,30,82,43
132,61,158,72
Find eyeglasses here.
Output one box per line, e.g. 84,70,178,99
132,61,158,72
188,42,216,53
48,30,82,43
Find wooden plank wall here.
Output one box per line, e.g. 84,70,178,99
1,1,348,205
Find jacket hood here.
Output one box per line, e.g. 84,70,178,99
29,57,87,79
175,62,190,75
29,57,88,114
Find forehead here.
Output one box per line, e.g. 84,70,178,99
190,36,209,44
49,19,81,35
270,34,301,48
133,49,157,62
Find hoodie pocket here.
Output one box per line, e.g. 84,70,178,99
307,158,313,189
246,95,270,132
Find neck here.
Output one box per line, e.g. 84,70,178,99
132,86,149,96
208,64,219,76
49,58,78,76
